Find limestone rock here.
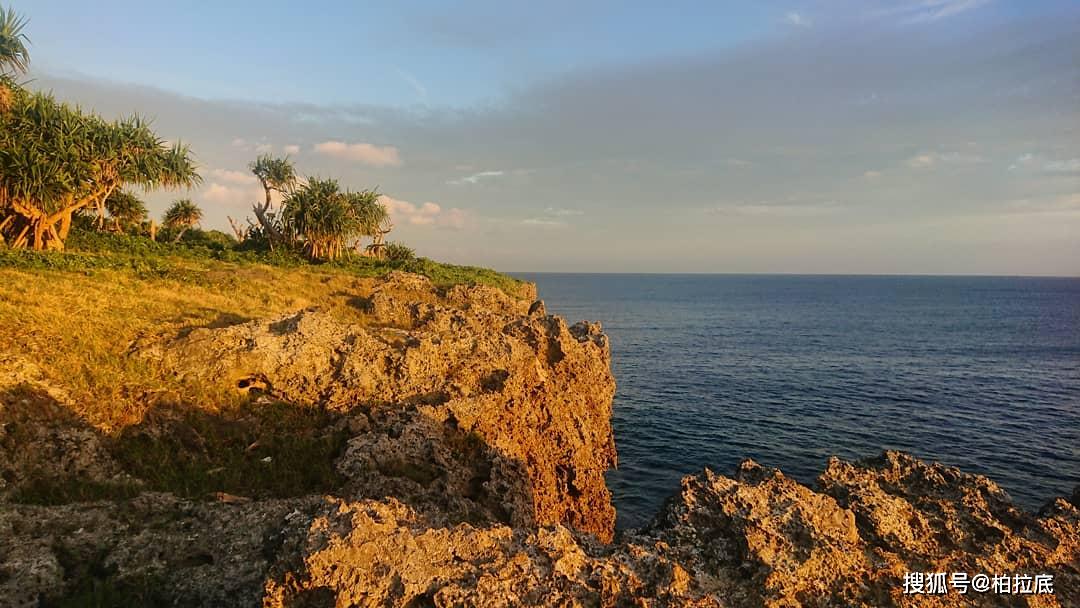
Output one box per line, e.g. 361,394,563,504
136,272,618,541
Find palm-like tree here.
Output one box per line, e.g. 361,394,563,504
249,154,296,248
1,91,201,249
0,6,30,77
104,190,148,231
280,178,391,261
163,199,203,242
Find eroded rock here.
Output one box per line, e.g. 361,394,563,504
136,274,618,541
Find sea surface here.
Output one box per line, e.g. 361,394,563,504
514,274,1080,529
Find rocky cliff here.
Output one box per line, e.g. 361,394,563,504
0,271,1076,607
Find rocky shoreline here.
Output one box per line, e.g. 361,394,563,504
1,272,1076,606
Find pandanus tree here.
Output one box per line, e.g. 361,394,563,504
0,6,28,129
0,7,200,250
163,199,203,242
249,154,296,248
280,178,389,261
0,96,201,249
0,6,29,77
103,189,148,232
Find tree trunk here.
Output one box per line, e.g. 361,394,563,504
253,189,284,250
58,211,73,240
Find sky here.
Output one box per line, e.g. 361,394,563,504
11,0,1080,275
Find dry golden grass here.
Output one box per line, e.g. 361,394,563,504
0,263,380,431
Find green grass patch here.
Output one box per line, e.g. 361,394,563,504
0,228,527,296
10,477,142,505
111,401,350,500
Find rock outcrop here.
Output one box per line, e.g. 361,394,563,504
136,271,617,540
1,272,1076,607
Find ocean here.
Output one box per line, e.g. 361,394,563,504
515,274,1080,530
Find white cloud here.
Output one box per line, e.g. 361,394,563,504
1008,152,1035,170
863,170,883,179
314,141,402,167
200,183,262,209
209,168,257,185
378,195,465,228
707,200,843,217
231,138,247,148
891,0,990,24
1008,153,1080,173
907,154,936,168
254,143,274,154
906,151,984,169
283,144,301,155
395,67,428,102
545,207,584,217
521,218,565,227
448,170,505,185
785,12,812,27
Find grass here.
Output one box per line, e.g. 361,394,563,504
0,228,528,296
0,228,528,506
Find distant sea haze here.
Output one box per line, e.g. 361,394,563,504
516,273,1080,529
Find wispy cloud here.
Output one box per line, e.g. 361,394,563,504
395,67,428,103
209,168,257,185
200,183,264,209
707,199,843,217
882,0,991,24
1008,153,1080,173
283,144,301,155
906,151,985,169
520,205,585,227
314,141,402,167
448,170,504,185
863,170,883,179
1043,158,1080,173
521,218,564,226
785,12,812,28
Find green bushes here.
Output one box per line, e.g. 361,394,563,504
383,242,415,261
1,226,527,296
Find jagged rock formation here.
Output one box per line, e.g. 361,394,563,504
136,271,617,540
1,271,1076,607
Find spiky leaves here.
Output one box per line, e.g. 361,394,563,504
248,154,296,247
163,199,203,243
104,190,148,230
0,6,29,77
0,90,201,249
280,178,389,261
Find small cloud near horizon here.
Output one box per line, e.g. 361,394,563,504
314,141,402,167
378,194,466,228
448,170,504,185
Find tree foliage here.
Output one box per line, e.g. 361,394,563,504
104,190,148,231
279,178,388,261
248,154,296,248
0,7,200,250
0,6,29,77
162,199,203,242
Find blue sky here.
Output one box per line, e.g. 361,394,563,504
12,0,1080,274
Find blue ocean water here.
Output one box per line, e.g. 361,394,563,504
515,274,1080,529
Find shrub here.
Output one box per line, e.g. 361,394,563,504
383,242,415,262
